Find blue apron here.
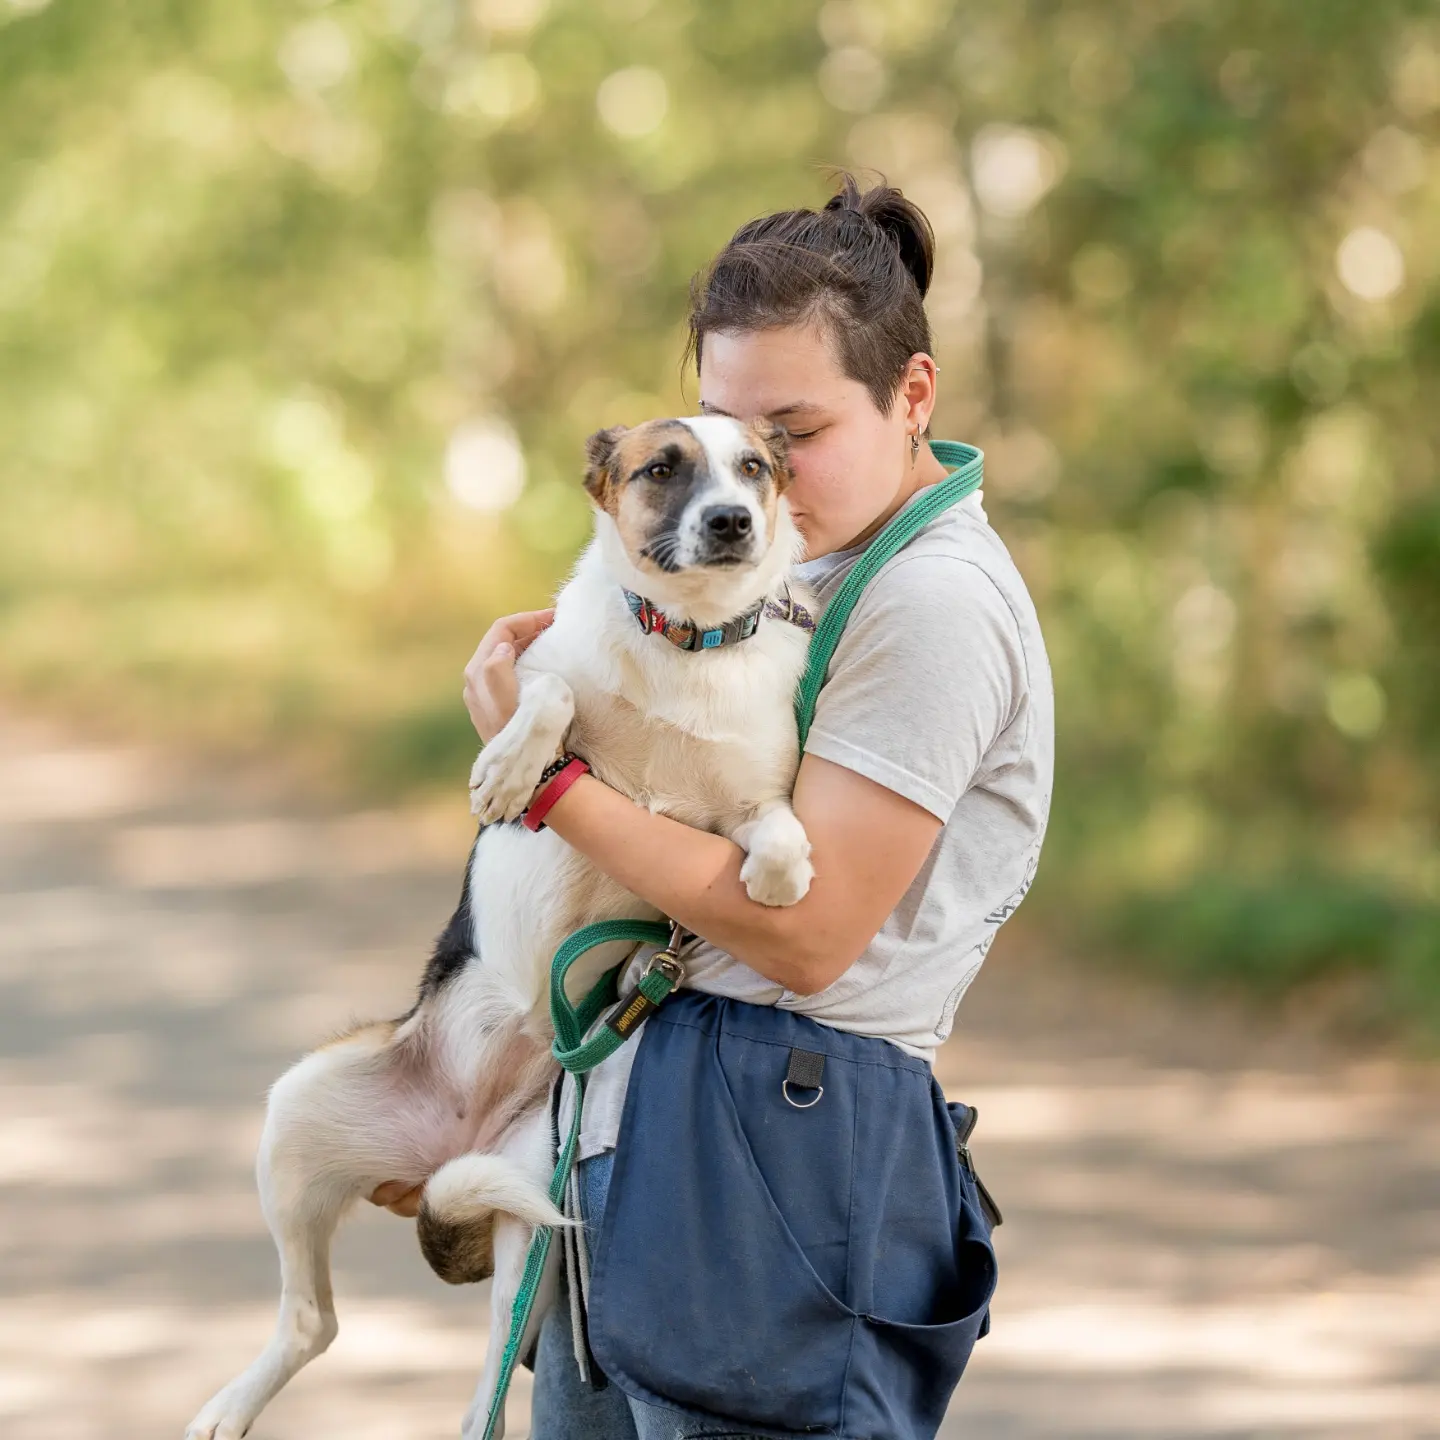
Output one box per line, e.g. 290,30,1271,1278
584,991,997,1440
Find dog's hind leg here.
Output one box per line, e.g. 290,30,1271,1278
186,1027,449,1440
185,1180,342,1440
184,1117,346,1439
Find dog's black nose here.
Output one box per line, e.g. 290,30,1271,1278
703,506,753,541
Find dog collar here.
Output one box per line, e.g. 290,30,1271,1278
622,587,816,651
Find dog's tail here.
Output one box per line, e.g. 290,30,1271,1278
416,1153,570,1285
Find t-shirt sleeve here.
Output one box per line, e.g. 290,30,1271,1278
802,554,1027,820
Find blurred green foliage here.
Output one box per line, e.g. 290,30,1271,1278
3,0,1439,1034
1114,874,1440,1039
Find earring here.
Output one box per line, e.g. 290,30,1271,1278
909,431,920,463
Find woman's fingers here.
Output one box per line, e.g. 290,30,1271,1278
484,608,555,656
462,608,556,744
508,607,556,654
479,644,520,730
464,609,554,680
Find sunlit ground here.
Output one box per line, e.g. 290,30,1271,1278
2,712,1437,1439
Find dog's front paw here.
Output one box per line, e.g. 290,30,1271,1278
468,742,546,824
740,845,814,907
735,802,813,907
468,673,574,823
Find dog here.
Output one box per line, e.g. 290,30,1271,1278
185,415,817,1440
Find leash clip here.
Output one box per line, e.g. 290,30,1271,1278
642,919,690,984
643,948,685,987
605,922,689,1040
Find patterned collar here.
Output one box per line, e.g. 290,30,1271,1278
622,587,816,651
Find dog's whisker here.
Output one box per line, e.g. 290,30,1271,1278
642,532,685,573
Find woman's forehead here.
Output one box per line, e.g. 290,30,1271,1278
699,325,854,414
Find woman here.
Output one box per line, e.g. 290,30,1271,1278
462,176,1053,1439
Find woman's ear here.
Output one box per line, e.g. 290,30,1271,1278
584,425,628,501
752,418,793,491
901,354,939,435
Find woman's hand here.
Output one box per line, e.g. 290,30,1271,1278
368,1179,423,1217
462,608,555,744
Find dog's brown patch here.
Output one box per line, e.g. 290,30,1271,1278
585,416,698,506
748,417,792,491
416,1202,496,1285
583,423,629,508
743,416,791,540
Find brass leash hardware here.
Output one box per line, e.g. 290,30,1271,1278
605,920,689,1039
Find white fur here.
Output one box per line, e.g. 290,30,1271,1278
735,799,816,908
423,1152,570,1232
185,417,814,1440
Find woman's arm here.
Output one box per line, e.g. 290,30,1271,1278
542,754,942,995
460,589,990,994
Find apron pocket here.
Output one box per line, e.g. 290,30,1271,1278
845,1189,996,1439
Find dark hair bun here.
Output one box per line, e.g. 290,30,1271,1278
824,173,935,300
688,171,936,414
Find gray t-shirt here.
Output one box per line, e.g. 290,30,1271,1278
575,485,1054,1157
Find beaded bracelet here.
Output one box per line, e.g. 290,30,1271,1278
529,753,572,794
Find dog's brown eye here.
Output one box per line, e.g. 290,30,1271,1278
741,458,762,477
647,463,673,481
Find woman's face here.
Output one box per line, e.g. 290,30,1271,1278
698,323,927,560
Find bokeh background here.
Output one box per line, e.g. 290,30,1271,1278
5,0,1440,1034
3,1,1440,1437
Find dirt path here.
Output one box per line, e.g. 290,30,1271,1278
2,712,1437,1440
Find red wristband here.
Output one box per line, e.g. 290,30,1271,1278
522,756,590,831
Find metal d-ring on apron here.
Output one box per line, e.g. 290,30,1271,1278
782,1047,826,1109
481,441,989,1440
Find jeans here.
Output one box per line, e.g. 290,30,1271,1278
528,1151,769,1440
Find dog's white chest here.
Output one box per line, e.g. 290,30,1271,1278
568,681,786,830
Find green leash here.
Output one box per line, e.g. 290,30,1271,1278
793,440,982,752
481,441,984,1438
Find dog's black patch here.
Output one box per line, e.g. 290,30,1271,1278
637,442,710,573
409,825,487,1011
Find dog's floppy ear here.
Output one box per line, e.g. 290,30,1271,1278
751,418,793,491
584,425,628,502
